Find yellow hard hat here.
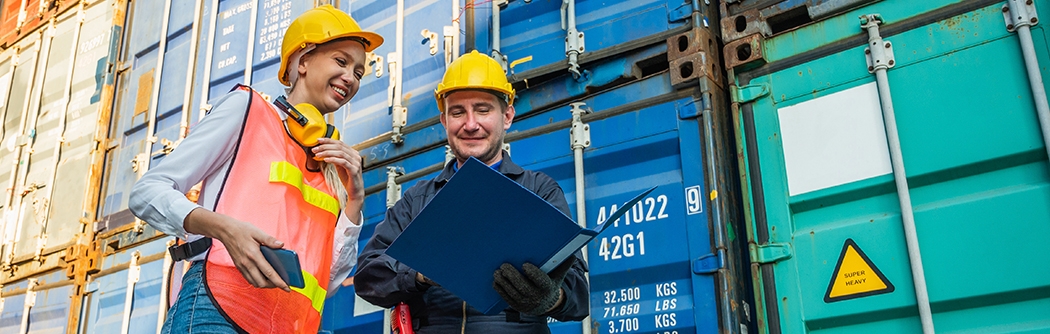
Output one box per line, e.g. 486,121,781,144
434,50,515,112
279,5,383,86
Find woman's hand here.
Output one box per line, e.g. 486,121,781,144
184,208,291,291
312,138,365,211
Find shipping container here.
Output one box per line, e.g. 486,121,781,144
728,0,1050,333
30,0,1050,333
1,0,123,325
79,229,172,334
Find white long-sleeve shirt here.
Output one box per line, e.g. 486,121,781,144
129,89,361,295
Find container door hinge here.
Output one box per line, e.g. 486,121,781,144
385,166,405,208
1003,0,1039,32
692,249,725,274
730,83,769,104
862,15,895,74
751,243,791,264
569,102,591,150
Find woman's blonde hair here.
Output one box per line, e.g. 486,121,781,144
322,162,348,209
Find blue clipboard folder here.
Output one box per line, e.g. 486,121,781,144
385,157,656,315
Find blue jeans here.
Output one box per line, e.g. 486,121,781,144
160,261,238,333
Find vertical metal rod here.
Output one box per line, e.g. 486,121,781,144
701,93,737,334
563,0,583,78
490,0,507,70
491,2,500,52
157,240,175,334
389,0,406,144
395,0,404,102
16,0,27,30
464,1,474,51
569,103,591,334
1008,5,1050,165
862,15,934,334
120,251,141,334
382,169,404,334
244,0,259,84
141,0,174,177
180,0,205,139
198,0,221,120
40,2,87,258
451,0,460,59
18,279,36,334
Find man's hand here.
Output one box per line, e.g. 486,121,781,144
492,259,573,316
416,272,440,287
184,208,290,291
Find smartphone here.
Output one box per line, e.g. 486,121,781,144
259,246,306,289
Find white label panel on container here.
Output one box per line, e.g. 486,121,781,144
777,82,892,196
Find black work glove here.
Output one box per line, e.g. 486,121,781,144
492,258,574,316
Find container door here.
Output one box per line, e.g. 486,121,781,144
734,0,1050,332
48,0,120,239
82,237,170,334
495,0,689,80
0,271,74,334
97,0,200,230
511,86,720,334
1,32,42,265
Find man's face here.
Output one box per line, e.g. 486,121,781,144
440,90,514,166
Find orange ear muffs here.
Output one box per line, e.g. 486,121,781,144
274,96,340,149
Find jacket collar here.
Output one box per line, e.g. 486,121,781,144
436,150,524,184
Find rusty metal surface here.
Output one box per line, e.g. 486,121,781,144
720,0,877,43
723,34,766,71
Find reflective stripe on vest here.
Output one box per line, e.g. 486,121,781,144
293,270,327,314
270,161,340,217
204,86,337,334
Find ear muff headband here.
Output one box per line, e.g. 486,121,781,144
273,96,340,148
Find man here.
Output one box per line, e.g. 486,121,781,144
355,50,589,333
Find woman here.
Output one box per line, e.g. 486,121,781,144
130,5,382,333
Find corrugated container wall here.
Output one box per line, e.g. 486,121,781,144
726,0,1050,332
338,0,750,334
1,0,759,333
0,0,134,331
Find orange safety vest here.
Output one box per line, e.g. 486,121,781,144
203,85,339,333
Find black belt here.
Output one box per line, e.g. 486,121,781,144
168,237,212,261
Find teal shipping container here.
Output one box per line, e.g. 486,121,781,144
727,0,1050,332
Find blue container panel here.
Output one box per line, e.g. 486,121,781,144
341,0,397,145
0,270,74,333
206,0,255,100
100,0,198,220
341,0,480,145
0,294,27,333
498,0,686,75
249,0,309,97
84,239,170,333
25,285,73,334
521,101,714,334
83,259,166,333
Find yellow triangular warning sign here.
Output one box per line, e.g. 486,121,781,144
824,238,894,303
